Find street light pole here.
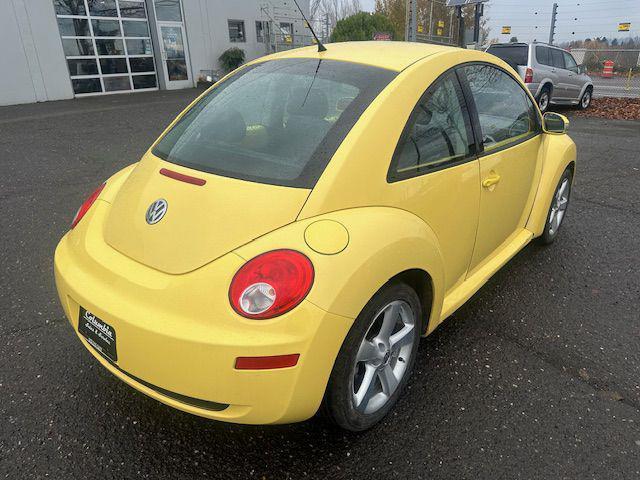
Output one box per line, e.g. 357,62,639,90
549,2,558,45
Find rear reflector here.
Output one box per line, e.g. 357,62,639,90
235,354,300,370
159,168,206,186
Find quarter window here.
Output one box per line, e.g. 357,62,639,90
551,48,565,69
389,72,475,180
536,46,551,66
462,64,539,152
228,20,246,42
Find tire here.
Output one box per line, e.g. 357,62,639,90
538,167,573,245
322,283,422,431
537,86,552,113
578,87,592,110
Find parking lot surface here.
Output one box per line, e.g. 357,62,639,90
1,89,639,479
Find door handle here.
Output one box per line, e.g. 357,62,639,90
482,172,501,188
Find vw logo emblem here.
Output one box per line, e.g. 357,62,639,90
145,199,168,225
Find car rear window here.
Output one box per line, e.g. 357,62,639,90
152,58,396,188
486,45,529,68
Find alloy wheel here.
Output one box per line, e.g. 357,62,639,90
581,91,591,108
351,300,415,414
539,92,549,112
548,178,570,236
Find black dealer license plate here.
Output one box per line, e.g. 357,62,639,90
78,307,118,362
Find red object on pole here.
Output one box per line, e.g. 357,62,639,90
602,60,615,78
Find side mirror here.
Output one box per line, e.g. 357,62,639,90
543,112,569,134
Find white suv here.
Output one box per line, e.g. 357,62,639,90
486,42,594,113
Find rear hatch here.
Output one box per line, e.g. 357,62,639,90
486,44,529,77
103,156,310,274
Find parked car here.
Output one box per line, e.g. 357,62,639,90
486,42,594,113
54,42,576,431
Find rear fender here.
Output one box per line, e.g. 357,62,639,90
526,134,577,236
234,207,446,334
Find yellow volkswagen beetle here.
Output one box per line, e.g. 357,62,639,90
54,42,575,431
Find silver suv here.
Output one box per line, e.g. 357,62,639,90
486,42,594,113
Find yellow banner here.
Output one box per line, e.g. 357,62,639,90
502,26,511,34
618,22,631,32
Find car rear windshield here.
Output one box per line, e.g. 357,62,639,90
152,58,397,188
486,45,529,68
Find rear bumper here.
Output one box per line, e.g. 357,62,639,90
526,82,542,98
53,202,352,424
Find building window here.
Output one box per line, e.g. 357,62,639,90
228,20,246,43
256,20,270,43
280,22,293,44
53,0,158,96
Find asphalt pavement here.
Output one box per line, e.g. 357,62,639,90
1,89,639,479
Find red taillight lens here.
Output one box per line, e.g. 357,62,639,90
525,68,534,83
229,250,314,319
71,183,105,229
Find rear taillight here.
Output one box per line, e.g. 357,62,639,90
229,250,314,319
525,67,534,83
71,183,105,229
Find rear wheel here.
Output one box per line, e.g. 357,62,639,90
322,283,422,431
578,87,592,110
537,86,552,113
538,167,573,245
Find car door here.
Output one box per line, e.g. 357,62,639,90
387,70,480,293
550,48,570,99
459,63,543,273
534,45,559,89
562,51,583,100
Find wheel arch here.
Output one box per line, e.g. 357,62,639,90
538,80,554,97
234,206,446,334
526,134,577,237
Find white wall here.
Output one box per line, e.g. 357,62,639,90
183,0,310,81
0,0,73,106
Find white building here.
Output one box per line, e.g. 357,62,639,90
1,0,311,106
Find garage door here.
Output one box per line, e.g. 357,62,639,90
54,0,158,96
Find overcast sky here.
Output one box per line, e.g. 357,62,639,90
360,0,640,43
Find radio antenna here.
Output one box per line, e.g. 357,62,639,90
291,0,327,52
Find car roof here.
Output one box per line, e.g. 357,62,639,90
259,41,459,72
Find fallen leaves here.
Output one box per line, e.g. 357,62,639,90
570,97,640,120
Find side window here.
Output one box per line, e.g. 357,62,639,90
389,72,475,180
563,51,578,72
536,46,550,66
462,64,540,153
551,48,565,69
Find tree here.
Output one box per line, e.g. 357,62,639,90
311,0,362,39
331,11,396,42
374,0,405,41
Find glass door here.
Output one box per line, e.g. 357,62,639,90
153,0,192,89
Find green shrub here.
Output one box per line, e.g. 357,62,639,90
219,47,245,72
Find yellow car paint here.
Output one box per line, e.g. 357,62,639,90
54,42,576,424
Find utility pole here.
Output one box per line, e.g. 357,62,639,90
473,2,483,48
549,2,558,45
428,0,434,38
325,12,329,42
456,5,465,47
405,0,417,42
